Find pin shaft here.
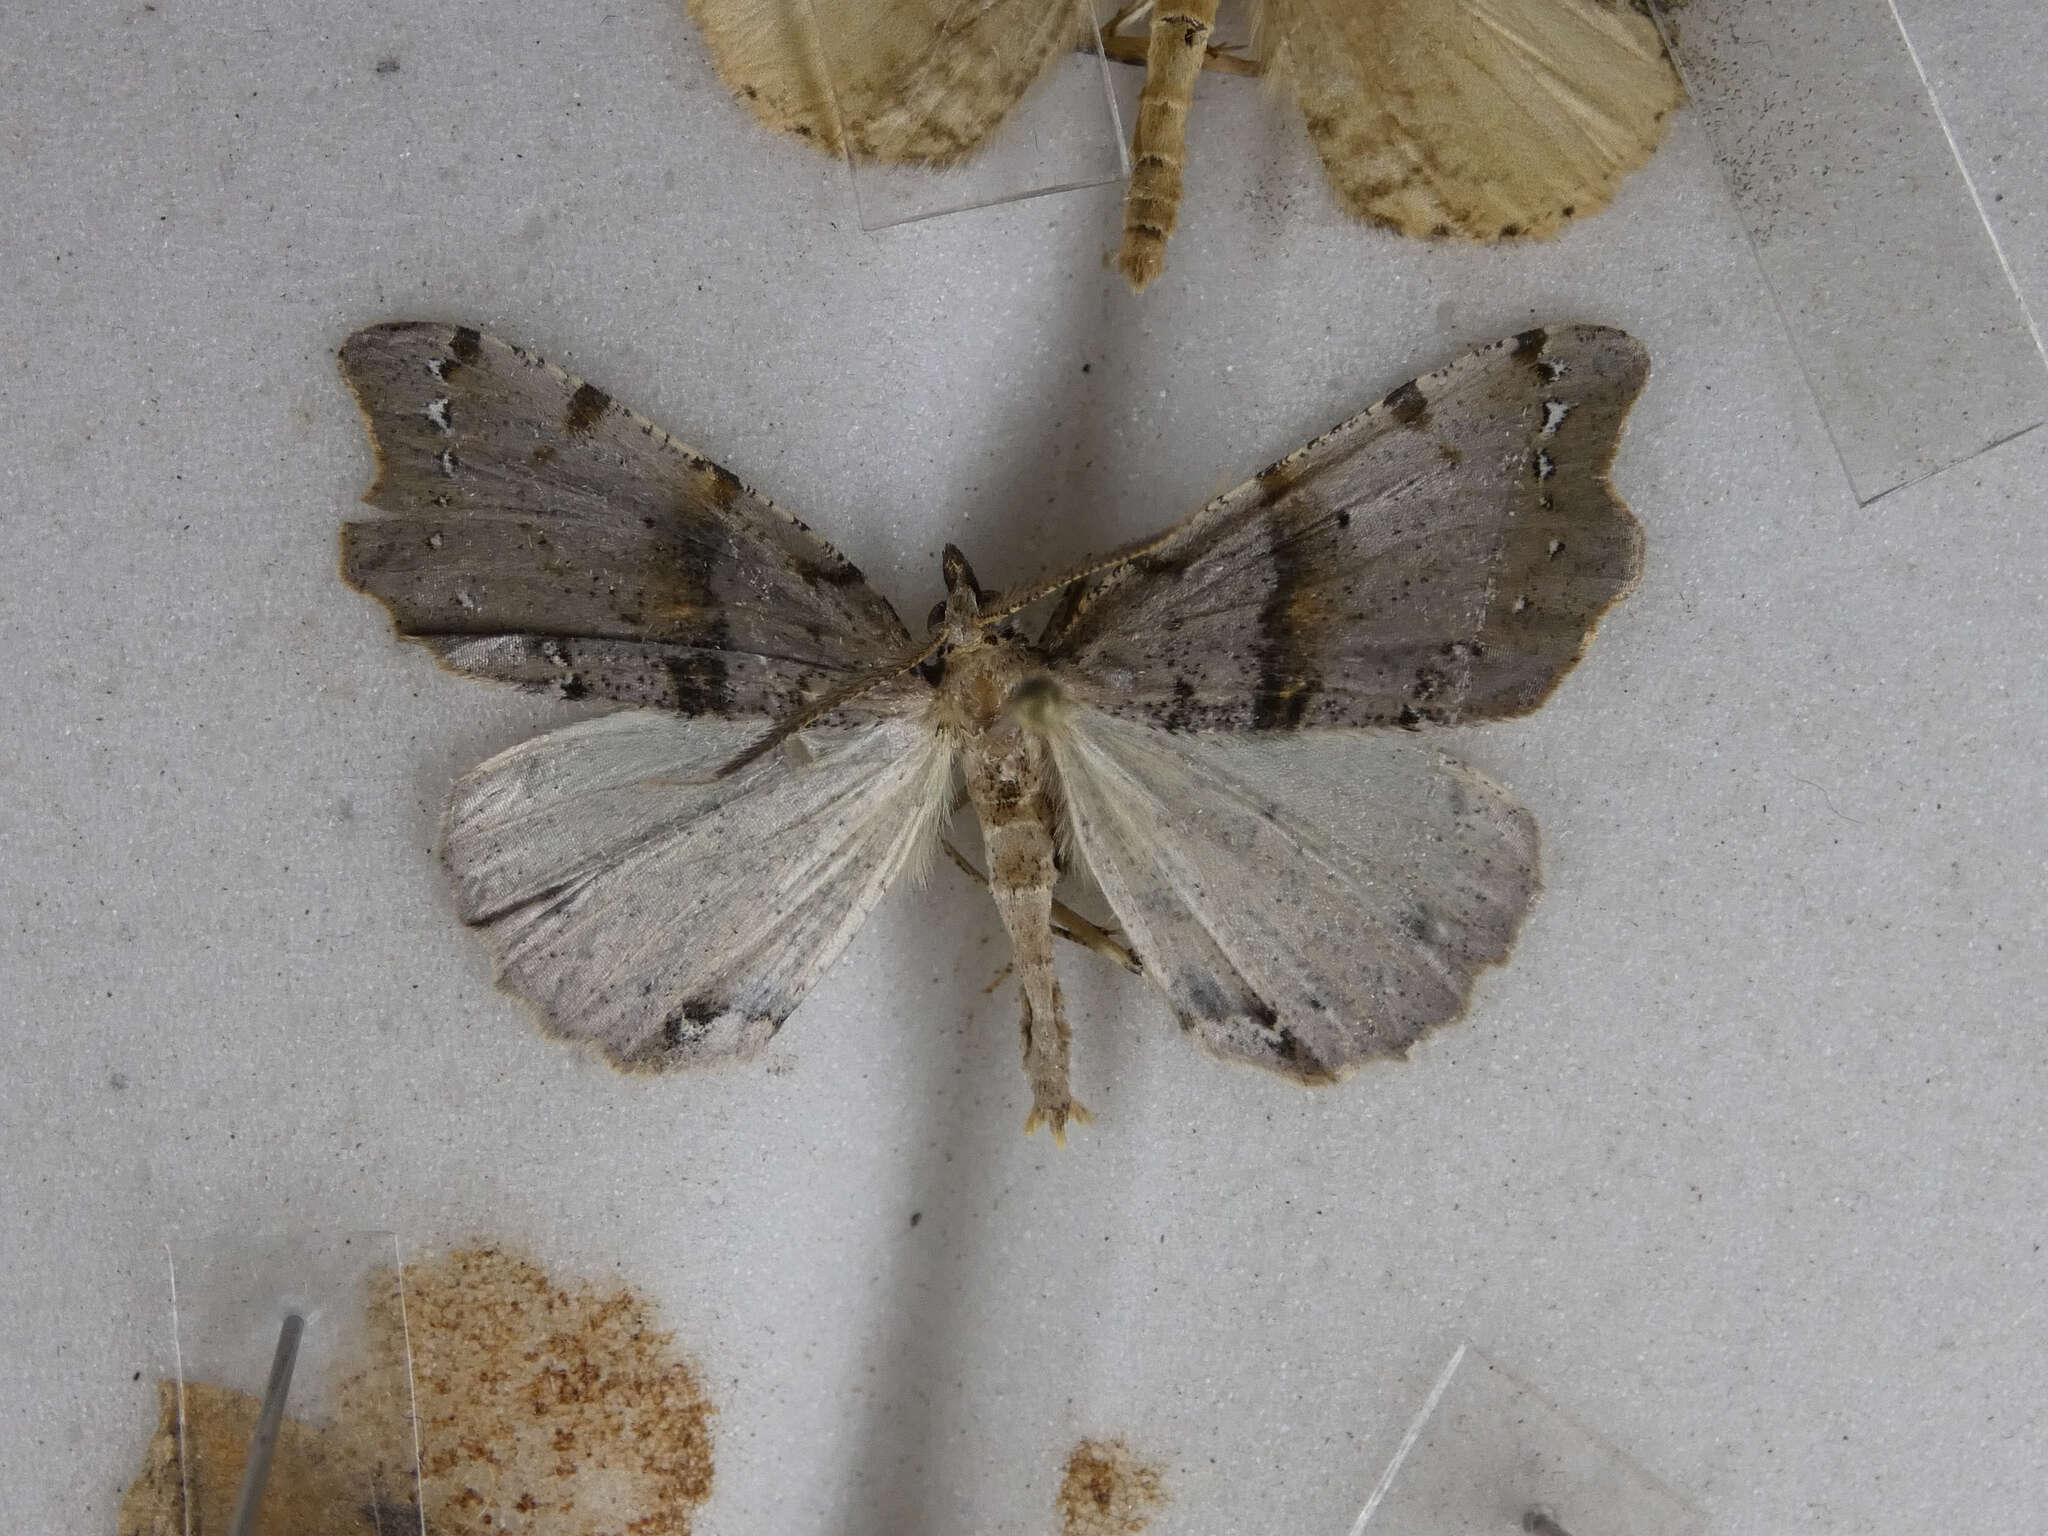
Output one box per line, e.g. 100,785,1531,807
225,1312,306,1536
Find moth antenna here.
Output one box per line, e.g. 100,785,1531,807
974,524,1184,629
1116,0,1222,289
713,637,943,778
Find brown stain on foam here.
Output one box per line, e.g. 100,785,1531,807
117,1245,715,1536
374,1245,714,1536
1056,1437,1167,1536
116,1380,381,1536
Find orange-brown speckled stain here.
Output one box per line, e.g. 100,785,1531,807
1056,1437,1167,1536
115,1379,383,1536
117,1245,714,1536
353,1244,714,1536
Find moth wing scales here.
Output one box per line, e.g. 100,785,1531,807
339,321,914,721
443,710,953,1067
1051,710,1539,1076
1262,0,1681,239
685,0,1083,163
1044,325,1648,732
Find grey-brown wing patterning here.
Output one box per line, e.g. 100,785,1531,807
339,322,916,722
341,322,1649,1139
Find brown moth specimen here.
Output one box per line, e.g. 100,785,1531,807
681,0,1683,288
339,321,1647,1138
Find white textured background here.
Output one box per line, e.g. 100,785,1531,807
2,1,2043,1532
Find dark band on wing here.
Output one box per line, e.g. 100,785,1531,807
1250,514,1323,729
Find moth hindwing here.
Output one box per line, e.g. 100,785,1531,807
341,322,1648,1138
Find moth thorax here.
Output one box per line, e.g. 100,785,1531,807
1006,675,1067,733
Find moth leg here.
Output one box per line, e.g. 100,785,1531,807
942,840,1140,974
1116,0,1225,289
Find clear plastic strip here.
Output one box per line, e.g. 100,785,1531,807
1648,0,2048,504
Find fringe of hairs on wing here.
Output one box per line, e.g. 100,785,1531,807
885,725,959,895
1115,0,1224,289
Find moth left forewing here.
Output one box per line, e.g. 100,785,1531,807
340,322,914,721
1045,325,1648,731
443,709,953,1069
1051,711,1538,1077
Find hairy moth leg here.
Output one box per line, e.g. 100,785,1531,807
1116,0,1223,289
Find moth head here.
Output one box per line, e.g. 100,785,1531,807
932,544,987,643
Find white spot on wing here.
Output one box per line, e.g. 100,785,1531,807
1541,400,1572,437
425,398,452,431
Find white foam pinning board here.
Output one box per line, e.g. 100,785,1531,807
2,2,2044,1533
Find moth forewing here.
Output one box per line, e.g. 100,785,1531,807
336,321,913,721
1043,325,1648,735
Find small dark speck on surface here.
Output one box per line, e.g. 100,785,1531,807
109,1072,128,1091
374,56,399,74
909,1211,922,1227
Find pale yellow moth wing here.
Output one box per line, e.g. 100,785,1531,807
685,0,1085,162
1052,715,1538,1077
443,712,952,1068
1259,0,1682,239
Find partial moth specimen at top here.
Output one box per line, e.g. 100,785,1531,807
339,320,1647,1138
681,0,1683,287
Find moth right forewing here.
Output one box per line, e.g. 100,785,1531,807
1045,325,1648,731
